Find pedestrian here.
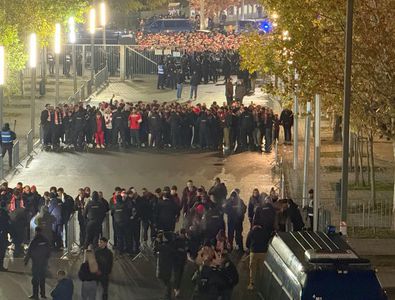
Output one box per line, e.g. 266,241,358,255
306,189,314,230
24,226,51,300
34,205,55,247
129,108,142,147
225,78,233,105
208,177,227,207
57,187,74,248
112,192,131,254
50,270,74,300
84,191,108,249
48,192,63,250
173,229,188,298
280,108,294,144
95,237,113,300
0,123,16,167
190,71,200,100
246,222,273,290
248,188,261,226
286,199,305,231
176,67,184,100
157,60,165,89
235,79,246,104
79,245,99,300
94,112,106,149
223,189,246,252
75,188,87,248
0,201,10,271
219,252,239,300
155,186,179,232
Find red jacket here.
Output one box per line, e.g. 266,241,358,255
129,113,142,130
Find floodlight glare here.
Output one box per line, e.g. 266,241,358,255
29,33,37,68
100,2,106,27
55,23,61,54
89,8,96,34
68,17,76,44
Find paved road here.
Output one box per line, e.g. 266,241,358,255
1,147,277,300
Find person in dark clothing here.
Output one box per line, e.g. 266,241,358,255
253,202,276,232
48,192,63,249
280,108,294,144
0,201,10,271
208,177,227,208
0,123,16,167
128,189,142,254
173,229,188,298
169,110,182,149
9,197,28,257
181,180,197,217
83,191,108,249
225,78,234,105
246,223,273,290
197,110,211,149
287,199,305,231
149,109,162,148
140,188,156,244
155,187,179,232
112,192,131,254
223,190,246,252
50,270,74,300
24,227,51,300
74,188,87,248
190,71,200,100
263,109,274,153
57,187,74,248
72,106,86,150
247,188,261,226
219,253,239,300
40,104,52,148
239,107,254,151
95,237,113,300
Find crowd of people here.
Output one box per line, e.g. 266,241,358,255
0,177,308,299
40,98,294,153
136,31,242,53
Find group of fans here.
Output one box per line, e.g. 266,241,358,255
136,31,242,53
0,177,306,299
39,98,294,153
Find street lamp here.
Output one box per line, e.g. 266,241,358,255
68,17,78,94
55,23,61,105
100,2,107,67
29,33,37,137
89,8,96,83
0,46,4,130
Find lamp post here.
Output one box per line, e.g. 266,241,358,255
68,17,77,95
55,23,61,105
89,8,96,83
0,46,4,130
29,33,37,138
100,2,107,67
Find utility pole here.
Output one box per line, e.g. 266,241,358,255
302,102,312,208
293,94,299,170
340,0,354,236
313,95,321,232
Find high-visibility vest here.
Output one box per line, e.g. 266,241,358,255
158,65,164,75
1,131,13,144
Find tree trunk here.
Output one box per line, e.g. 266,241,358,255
368,131,376,206
354,133,360,186
349,132,354,172
333,115,342,142
358,133,366,186
392,141,395,230
199,0,205,30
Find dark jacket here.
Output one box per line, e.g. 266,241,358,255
95,247,113,276
50,278,74,300
24,233,51,266
155,196,179,231
246,225,272,253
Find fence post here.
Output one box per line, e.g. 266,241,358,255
120,45,126,81
27,129,33,157
12,140,21,169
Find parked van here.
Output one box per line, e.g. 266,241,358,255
260,231,387,300
143,19,193,33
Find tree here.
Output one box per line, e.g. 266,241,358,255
109,0,169,13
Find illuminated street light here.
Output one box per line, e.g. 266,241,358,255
272,12,279,20
0,46,4,129
100,2,106,27
29,33,37,137
55,23,61,105
89,8,96,35
69,17,78,94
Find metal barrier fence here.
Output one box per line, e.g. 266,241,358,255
67,81,87,104
94,65,109,91
27,130,34,157
348,199,393,229
12,140,22,169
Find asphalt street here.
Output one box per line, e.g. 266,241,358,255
1,147,277,300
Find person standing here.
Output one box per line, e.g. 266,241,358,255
190,71,200,100
280,108,294,145
155,187,180,232
157,60,165,90
246,223,272,290
94,112,106,149
95,237,113,300
79,246,99,300
0,201,10,271
223,190,246,252
129,108,142,147
75,188,87,248
48,53,55,75
57,187,74,249
24,227,51,300
50,270,74,300
176,68,184,100
0,123,16,168
40,104,52,148
225,78,234,105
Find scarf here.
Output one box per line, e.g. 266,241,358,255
9,195,24,212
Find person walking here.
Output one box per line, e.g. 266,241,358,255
190,71,200,100
0,123,16,168
95,237,113,300
223,190,246,252
79,245,99,300
24,227,51,300
246,222,272,290
50,270,74,300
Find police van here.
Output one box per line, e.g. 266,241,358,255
259,231,387,300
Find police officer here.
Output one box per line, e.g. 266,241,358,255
72,105,86,150
157,60,165,89
0,201,10,271
197,110,210,149
112,192,131,254
24,226,51,300
239,107,254,151
201,194,225,245
84,191,108,249
95,237,113,300
223,190,246,252
64,52,72,76
155,186,179,232
48,53,55,75
173,229,188,298
148,108,162,148
0,123,16,167
112,106,126,147
127,189,141,254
